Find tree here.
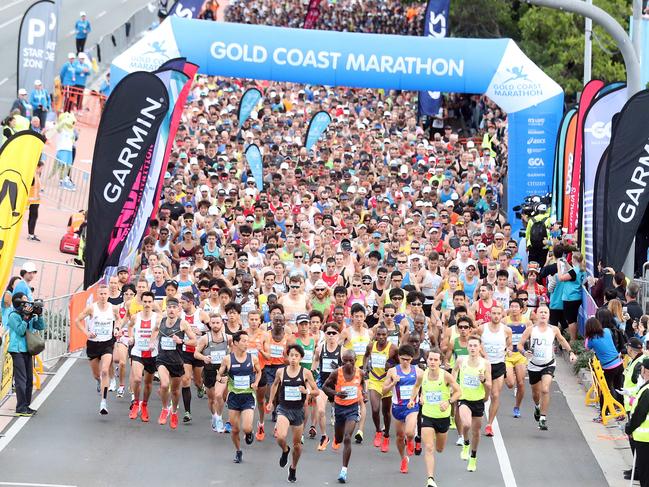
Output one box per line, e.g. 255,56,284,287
518,0,628,98
449,0,522,39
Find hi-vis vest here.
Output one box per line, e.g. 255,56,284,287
68,212,85,233
623,354,644,411
631,383,649,442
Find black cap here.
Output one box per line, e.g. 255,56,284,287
116,266,129,274
642,357,649,369
628,337,644,351
296,313,310,323
341,239,352,251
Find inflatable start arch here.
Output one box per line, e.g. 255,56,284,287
112,16,564,227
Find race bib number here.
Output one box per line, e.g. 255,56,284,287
284,386,302,401
352,341,367,355
534,348,548,360
484,344,501,359
301,349,314,364
210,350,225,364
160,336,176,351
371,353,387,369
270,344,284,358
136,338,150,351
387,335,399,346
512,334,522,346
425,391,442,404
247,348,259,358
322,358,336,373
233,375,250,389
463,375,480,389
341,385,358,400
399,384,414,401
94,322,112,341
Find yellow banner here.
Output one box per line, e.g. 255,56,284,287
0,131,45,290
0,335,12,402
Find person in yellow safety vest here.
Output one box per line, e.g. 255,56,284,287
625,357,649,487
480,123,501,159
622,338,646,481
67,210,85,233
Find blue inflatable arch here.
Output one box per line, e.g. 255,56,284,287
112,16,564,228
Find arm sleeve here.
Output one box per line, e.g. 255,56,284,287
627,390,649,433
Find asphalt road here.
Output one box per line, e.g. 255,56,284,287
0,0,154,115
0,358,608,487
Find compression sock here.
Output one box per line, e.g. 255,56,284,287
471,450,477,458
102,387,108,399
182,387,191,413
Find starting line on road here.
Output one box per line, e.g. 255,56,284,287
0,483,78,487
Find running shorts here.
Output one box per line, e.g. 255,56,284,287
277,405,305,426
203,368,217,388
227,392,255,411
182,351,205,368
265,364,283,386
505,352,527,368
334,403,360,425
131,355,156,375
156,359,184,378
528,366,555,385
257,368,267,388
421,415,451,433
391,402,420,422
459,399,485,418
367,378,391,398
491,362,506,380
86,338,115,360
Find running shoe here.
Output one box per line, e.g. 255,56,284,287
15,410,34,417
216,417,226,433
170,411,179,429
318,434,330,451
211,415,218,432
300,434,305,445
467,456,477,472
234,450,243,464
109,378,117,392
485,424,494,437
513,407,521,418
450,416,456,430
427,477,438,487
332,439,341,451
288,466,297,483
279,446,291,467
96,379,101,393
25,407,37,415
245,432,254,445
461,444,470,461
158,408,169,425
534,404,541,422
129,401,140,420
100,399,108,415
337,468,347,484
380,435,390,453
183,412,192,423
116,385,125,398
309,425,317,439
354,430,363,444
414,437,422,456
592,415,602,423
140,403,149,422
373,431,383,447
406,438,415,456
539,418,548,431
256,422,265,441
400,456,409,474
197,385,206,399
456,435,464,446
225,421,232,433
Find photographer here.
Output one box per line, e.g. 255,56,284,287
6,292,45,416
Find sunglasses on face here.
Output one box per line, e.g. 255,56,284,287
383,313,394,318
290,285,300,289
326,331,339,336
411,302,422,307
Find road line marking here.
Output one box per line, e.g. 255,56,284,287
0,77,9,87
491,416,518,487
0,0,28,14
0,483,77,487
97,10,107,19
0,14,22,29
0,357,77,455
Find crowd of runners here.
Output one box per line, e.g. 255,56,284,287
65,1,601,486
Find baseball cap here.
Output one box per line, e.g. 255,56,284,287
310,264,322,273
116,265,129,274
341,239,352,251
18,88,27,95
179,260,191,268
314,279,328,289
372,231,382,238
22,262,37,273
627,337,643,351
477,243,487,251
296,313,310,323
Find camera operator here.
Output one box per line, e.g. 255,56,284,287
6,292,45,416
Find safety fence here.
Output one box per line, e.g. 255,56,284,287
56,87,107,128
10,256,83,300
40,151,90,212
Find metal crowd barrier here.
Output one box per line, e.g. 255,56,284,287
10,256,83,300
39,293,74,366
40,151,90,212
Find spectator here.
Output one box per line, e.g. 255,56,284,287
11,88,32,118
626,282,644,337
73,53,91,109
559,252,587,343
584,316,624,422
29,80,50,128
13,262,37,301
6,292,46,416
27,161,44,242
60,53,78,112
75,11,91,54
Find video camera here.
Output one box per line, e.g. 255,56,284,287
13,298,44,317
512,193,552,220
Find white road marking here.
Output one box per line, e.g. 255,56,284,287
0,483,77,487
491,415,518,487
0,77,9,87
97,10,107,19
0,0,29,14
0,15,22,29
0,357,78,455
